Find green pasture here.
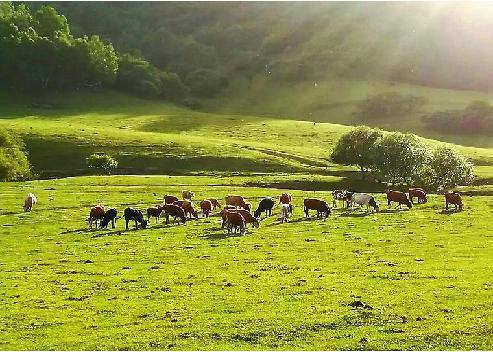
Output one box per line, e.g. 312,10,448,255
1,175,492,350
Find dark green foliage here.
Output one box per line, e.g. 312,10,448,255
355,92,427,119
0,127,31,181
0,3,117,91
185,68,227,98
330,126,383,179
159,71,189,103
422,100,493,135
86,152,118,175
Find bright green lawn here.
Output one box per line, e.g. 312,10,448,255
1,175,492,350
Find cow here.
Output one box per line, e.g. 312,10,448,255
225,195,249,209
280,203,293,223
173,200,198,219
100,208,118,229
208,198,221,210
303,198,331,218
332,190,352,208
386,191,412,209
163,204,187,224
445,192,463,211
409,188,427,204
147,206,164,223
124,207,148,230
351,193,379,212
224,211,246,235
243,202,252,212
163,195,179,205
88,205,105,228
200,200,212,218
23,193,37,212
254,197,275,218
279,193,292,204
221,209,259,229
182,190,194,200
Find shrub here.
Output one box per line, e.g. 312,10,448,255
355,92,427,119
185,68,227,98
159,71,189,103
0,128,31,181
86,153,118,175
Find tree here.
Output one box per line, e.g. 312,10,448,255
86,153,118,175
372,132,430,185
185,68,227,97
0,128,31,181
419,146,473,191
330,126,383,179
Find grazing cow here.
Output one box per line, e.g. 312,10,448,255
88,205,105,228
386,191,412,209
225,195,249,209
182,190,194,200
200,199,212,218
445,192,463,211
221,209,259,229
254,197,275,218
147,206,164,223
332,190,352,208
23,193,37,212
280,203,293,223
224,211,246,235
163,204,187,224
163,195,179,205
409,188,427,204
279,193,292,204
351,193,379,212
303,198,331,218
124,207,148,230
174,200,198,219
208,198,221,210
100,208,118,229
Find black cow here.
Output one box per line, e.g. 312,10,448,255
100,208,118,229
254,197,275,218
124,207,148,230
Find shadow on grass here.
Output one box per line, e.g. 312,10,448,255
439,209,463,215
337,211,375,218
199,226,243,240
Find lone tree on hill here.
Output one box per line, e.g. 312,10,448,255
86,153,118,175
330,126,383,179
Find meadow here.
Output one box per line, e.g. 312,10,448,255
1,175,493,350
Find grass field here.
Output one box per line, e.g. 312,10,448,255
1,175,493,350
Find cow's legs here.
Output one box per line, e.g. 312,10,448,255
125,220,129,230
446,201,449,210
112,219,115,228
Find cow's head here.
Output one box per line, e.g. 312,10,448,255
369,198,379,212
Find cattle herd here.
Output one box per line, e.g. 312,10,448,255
22,188,465,235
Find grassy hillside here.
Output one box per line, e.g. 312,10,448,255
201,76,493,148
1,175,493,349
1,90,493,182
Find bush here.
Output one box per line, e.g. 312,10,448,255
115,54,161,98
159,71,189,103
0,128,31,181
86,153,118,175
185,68,227,98
355,92,427,119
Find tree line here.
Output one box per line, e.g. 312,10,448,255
330,126,474,191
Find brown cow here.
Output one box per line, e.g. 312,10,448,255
303,199,331,218
221,209,258,229
386,191,412,209
174,200,198,219
147,206,164,223
225,195,248,209
200,200,212,218
163,195,179,205
224,211,246,235
24,193,37,212
408,188,427,204
88,205,105,228
182,190,194,200
445,192,463,211
208,198,221,209
163,204,187,224
279,193,292,204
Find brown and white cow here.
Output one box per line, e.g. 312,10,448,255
174,200,198,219
303,198,331,218
163,195,179,205
223,211,246,235
208,198,221,210
279,193,292,205
88,205,105,228
221,209,259,229
182,190,194,200
386,191,412,209
200,199,212,218
225,195,249,209
163,204,187,224
23,193,37,212
445,192,463,211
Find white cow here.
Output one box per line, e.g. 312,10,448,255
24,193,37,212
351,193,379,212
280,203,293,223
